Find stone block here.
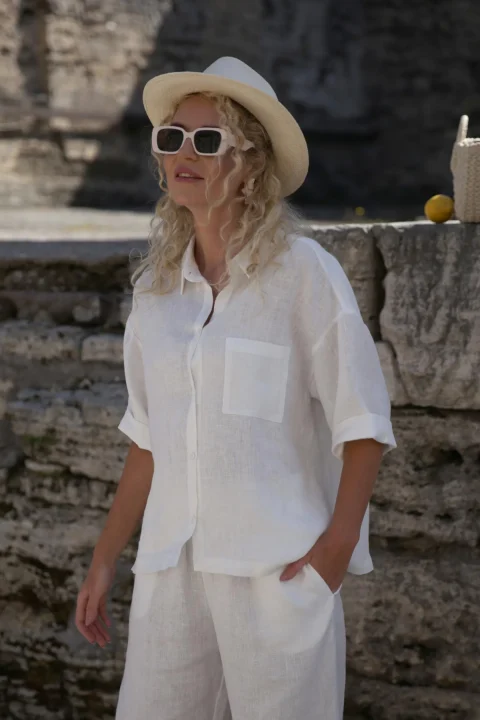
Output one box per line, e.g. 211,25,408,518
0,378,14,418
76,382,128,428
45,2,166,131
0,501,135,712
81,333,124,363
0,505,106,598
0,321,85,362
0,1,24,109
7,384,129,482
372,408,480,548
377,222,480,409
0,290,104,324
0,484,136,719
342,552,480,692
308,223,380,335
8,138,68,176
62,138,101,163
72,294,103,323
376,340,409,406
7,465,115,510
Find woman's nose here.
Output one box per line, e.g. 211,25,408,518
179,137,197,160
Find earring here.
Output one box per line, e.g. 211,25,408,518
242,177,255,200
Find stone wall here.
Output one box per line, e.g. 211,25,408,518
1,0,480,214
1,213,479,719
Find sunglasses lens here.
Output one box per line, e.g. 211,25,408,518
194,130,222,154
156,128,184,152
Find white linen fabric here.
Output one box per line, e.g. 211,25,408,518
115,538,346,720
118,234,396,576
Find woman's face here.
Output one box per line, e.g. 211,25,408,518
162,95,246,212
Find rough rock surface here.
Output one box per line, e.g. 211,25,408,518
370,408,480,549
377,222,480,409
0,215,479,719
343,551,480,691
81,334,124,364
8,385,128,482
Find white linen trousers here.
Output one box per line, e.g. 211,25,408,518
115,538,345,720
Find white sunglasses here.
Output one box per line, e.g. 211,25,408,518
152,125,254,156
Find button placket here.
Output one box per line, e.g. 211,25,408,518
185,284,213,536
185,395,198,528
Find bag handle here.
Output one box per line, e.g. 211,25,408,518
451,115,469,172
456,115,469,143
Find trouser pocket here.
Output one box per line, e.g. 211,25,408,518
251,565,337,653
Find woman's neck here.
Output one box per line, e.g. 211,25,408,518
191,205,242,278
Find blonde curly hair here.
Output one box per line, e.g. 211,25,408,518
131,91,303,295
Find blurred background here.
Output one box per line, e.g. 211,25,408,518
1,0,480,221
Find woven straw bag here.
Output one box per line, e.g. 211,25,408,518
451,115,480,222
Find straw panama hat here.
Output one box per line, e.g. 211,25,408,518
142,56,309,198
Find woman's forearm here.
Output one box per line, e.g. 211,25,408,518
327,438,384,548
92,442,154,567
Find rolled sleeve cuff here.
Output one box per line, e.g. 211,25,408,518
118,409,152,452
332,413,396,462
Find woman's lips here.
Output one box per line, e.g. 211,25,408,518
175,175,204,182
175,166,203,182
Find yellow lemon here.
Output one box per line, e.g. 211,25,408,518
424,195,454,223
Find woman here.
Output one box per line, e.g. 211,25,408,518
76,57,396,720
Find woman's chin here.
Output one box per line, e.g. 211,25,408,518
169,189,208,210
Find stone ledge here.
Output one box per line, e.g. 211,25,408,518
0,208,151,242
0,321,86,362
0,212,465,341
4,466,116,510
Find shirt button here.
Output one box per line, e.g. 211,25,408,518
190,451,196,460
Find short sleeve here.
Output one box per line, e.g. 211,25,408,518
311,310,397,462
118,312,152,451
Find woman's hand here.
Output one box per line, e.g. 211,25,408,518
75,559,116,648
280,439,384,591
279,528,355,593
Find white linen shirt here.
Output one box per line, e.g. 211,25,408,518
118,234,396,576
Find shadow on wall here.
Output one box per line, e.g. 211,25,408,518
11,0,396,215
9,0,479,217
71,0,270,212
68,0,377,215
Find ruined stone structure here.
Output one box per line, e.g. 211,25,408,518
1,0,480,215
0,212,479,719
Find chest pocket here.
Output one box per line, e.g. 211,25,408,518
222,338,291,423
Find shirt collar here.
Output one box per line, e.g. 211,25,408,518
180,235,198,295
180,236,253,295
